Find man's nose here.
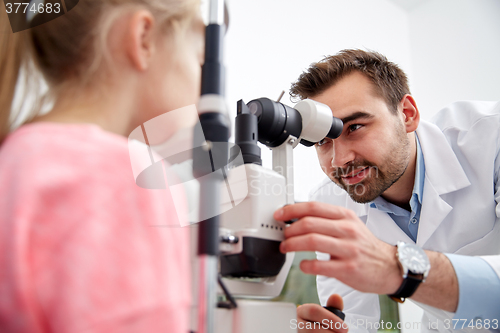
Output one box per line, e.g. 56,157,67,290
331,141,355,168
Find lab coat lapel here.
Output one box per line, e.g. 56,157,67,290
366,208,414,245
344,199,414,245
415,121,471,246
417,179,452,246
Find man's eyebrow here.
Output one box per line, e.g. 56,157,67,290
340,111,375,124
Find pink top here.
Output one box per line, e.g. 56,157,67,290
0,123,190,332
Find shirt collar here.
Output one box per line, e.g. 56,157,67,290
413,133,425,204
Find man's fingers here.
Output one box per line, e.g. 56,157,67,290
299,259,352,280
274,202,350,222
284,217,355,239
280,234,352,258
326,294,344,311
297,304,348,333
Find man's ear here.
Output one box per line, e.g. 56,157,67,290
400,94,420,133
126,10,156,71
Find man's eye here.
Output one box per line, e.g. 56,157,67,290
316,138,329,147
349,124,363,132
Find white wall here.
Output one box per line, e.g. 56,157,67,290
409,0,500,119
225,0,412,201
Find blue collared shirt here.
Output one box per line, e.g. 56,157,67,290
369,134,500,321
369,135,425,242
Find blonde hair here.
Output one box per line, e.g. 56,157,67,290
0,0,199,144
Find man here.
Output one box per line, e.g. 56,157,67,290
274,49,500,332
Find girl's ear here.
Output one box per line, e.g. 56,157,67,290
125,10,157,71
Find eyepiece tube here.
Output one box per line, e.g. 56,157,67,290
326,117,343,139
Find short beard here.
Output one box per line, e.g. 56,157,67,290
330,130,411,204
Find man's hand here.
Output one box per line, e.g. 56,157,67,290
297,294,348,333
275,201,459,312
275,202,402,295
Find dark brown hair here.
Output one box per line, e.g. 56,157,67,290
290,49,410,114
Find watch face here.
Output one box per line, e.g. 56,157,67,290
399,244,430,274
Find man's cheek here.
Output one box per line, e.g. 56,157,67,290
315,153,328,172
319,162,330,175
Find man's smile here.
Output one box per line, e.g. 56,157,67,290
340,166,371,185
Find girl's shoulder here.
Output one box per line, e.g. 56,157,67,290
0,122,134,190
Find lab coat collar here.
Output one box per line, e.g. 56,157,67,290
416,120,471,196
415,120,471,246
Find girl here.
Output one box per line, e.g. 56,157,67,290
0,0,203,331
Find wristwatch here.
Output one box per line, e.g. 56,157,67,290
389,241,431,303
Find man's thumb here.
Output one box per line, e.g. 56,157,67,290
326,293,344,311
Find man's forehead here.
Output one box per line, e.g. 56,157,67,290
311,73,387,119
313,72,378,100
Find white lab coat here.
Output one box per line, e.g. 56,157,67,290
312,101,500,333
